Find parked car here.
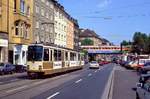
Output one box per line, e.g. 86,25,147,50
133,74,150,99
89,61,99,69
15,65,27,73
0,63,15,75
138,62,150,74
99,61,107,66
124,61,134,69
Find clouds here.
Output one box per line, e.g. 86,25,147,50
97,0,112,8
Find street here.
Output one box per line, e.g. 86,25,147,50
0,64,114,99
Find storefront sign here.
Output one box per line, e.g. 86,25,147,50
0,39,8,47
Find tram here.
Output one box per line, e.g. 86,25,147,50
27,44,84,77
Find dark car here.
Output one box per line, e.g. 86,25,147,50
0,63,15,75
15,65,27,73
133,74,150,99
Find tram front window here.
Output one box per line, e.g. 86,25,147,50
28,46,43,61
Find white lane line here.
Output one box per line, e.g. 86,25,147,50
33,80,49,85
88,73,92,77
75,79,82,83
6,85,28,93
95,70,97,73
47,92,60,99
10,79,18,82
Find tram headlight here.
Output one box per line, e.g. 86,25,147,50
39,65,42,71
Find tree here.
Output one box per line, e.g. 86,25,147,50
81,38,94,45
121,40,129,46
132,32,149,54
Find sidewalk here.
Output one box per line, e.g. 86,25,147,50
112,65,139,99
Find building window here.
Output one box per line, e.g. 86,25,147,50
20,23,24,37
46,12,49,19
15,22,19,36
14,0,17,12
20,0,25,13
35,21,39,28
24,25,29,39
46,0,49,6
26,6,30,17
41,0,44,3
35,5,39,13
41,8,44,16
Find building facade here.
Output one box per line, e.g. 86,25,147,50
66,16,74,49
54,3,67,47
8,0,33,65
33,0,55,44
74,20,80,51
79,29,103,46
0,0,9,63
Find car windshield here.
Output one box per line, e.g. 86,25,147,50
0,63,4,67
28,46,43,61
91,61,97,64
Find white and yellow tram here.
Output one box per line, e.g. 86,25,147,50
27,44,84,77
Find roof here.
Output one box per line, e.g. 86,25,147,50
79,29,99,38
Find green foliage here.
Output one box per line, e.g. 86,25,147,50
132,32,150,54
121,40,131,46
81,38,94,45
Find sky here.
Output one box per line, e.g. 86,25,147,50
58,0,150,45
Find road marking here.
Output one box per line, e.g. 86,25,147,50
101,67,115,99
47,92,60,99
95,70,97,73
33,79,49,85
75,79,82,83
88,73,92,77
6,85,28,93
10,79,18,82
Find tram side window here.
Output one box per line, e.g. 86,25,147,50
70,52,76,61
54,50,61,61
44,49,49,61
65,52,68,61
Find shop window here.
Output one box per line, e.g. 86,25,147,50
0,47,1,62
15,54,19,65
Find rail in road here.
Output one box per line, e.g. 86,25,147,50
0,63,115,99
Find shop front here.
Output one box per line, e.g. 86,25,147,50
13,45,28,66
0,39,8,63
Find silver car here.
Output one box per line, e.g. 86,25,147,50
89,61,99,69
134,74,150,99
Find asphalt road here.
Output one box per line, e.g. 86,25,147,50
0,64,114,99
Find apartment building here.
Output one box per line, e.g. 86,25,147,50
7,0,33,65
66,15,74,49
54,2,67,47
0,0,9,63
73,20,80,51
33,0,55,44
